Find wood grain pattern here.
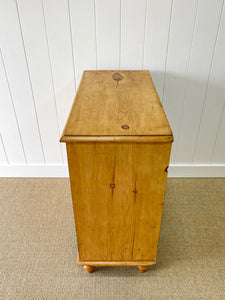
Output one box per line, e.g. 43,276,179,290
76,255,155,266
62,70,173,271
61,135,173,143
61,71,173,140
66,142,171,262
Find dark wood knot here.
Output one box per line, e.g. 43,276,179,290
112,72,123,81
112,72,123,88
110,183,115,188
165,166,169,172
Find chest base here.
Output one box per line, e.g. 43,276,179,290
76,254,156,273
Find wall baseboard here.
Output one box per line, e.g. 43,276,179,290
0,164,225,178
0,165,69,177
168,165,225,177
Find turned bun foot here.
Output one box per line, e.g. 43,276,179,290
83,265,95,273
138,266,149,273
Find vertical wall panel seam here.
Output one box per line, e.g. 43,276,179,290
68,0,77,91
141,0,148,70
192,0,225,162
0,134,9,164
41,0,64,163
94,0,98,69
174,0,199,164
119,0,121,70
161,0,174,105
210,102,225,162
0,49,27,163
15,0,46,163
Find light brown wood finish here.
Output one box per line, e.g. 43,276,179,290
61,71,173,273
60,70,173,141
61,135,173,143
83,266,95,274
67,142,171,263
138,266,149,273
76,254,155,267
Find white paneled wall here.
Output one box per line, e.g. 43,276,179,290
0,0,225,177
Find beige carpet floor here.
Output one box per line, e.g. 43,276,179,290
1,178,225,300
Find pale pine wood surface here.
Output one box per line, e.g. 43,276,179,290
76,254,155,266
63,70,173,270
67,142,171,263
61,135,173,143
61,71,173,140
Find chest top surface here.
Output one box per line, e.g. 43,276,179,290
60,70,173,143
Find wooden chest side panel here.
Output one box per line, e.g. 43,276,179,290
132,143,172,261
66,142,171,262
67,143,135,261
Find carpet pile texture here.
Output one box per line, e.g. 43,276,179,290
1,178,225,299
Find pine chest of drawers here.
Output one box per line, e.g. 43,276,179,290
60,70,173,273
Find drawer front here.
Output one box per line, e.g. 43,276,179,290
67,142,171,262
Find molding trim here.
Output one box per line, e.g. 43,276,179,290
0,165,69,177
0,164,225,178
168,165,225,177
